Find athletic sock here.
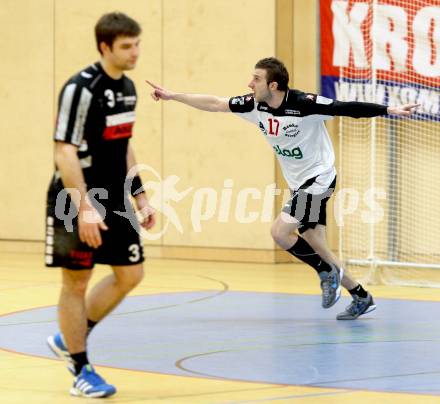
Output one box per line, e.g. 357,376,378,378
349,284,368,299
286,236,333,274
71,351,90,376
87,319,98,337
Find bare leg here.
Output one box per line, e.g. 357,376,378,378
86,264,144,322
301,225,359,290
58,269,92,354
271,212,301,249
271,213,347,308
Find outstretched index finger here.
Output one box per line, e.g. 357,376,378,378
145,80,160,90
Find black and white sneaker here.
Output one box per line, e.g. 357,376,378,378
319,264,343,309
337,293,377,320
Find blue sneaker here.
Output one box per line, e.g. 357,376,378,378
47,333,75,375
319,264,343,308
70,365,116,398
337,293,377,320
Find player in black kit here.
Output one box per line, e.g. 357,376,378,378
45,12,155,398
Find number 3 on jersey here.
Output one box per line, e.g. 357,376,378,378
268,118,280,136
104,89,116,108
128,244,141,262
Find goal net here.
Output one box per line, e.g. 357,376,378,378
321,0,440,286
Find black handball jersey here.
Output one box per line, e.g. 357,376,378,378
48,62,137,208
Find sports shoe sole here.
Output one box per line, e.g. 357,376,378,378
337,301,377,320
70,387,116,398
363,304,377,315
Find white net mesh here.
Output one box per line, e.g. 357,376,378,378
331,0,440,286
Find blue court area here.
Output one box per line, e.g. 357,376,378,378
0,291,439,395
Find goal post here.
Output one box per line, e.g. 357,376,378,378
320,0,440,286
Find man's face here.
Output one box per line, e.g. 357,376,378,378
102,35,140,71
248,69,272,102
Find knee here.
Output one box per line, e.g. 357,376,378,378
62,271,91,296
271,223,288,247
116,266,144,293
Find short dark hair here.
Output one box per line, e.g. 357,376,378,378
255,57,289,91
95,12,141,54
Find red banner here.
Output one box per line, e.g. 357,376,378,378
320,0,440,115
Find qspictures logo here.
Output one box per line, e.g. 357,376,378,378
52,163,388,241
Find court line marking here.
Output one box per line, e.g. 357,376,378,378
0,333,438,399
214,389,352,404
0,275,229,326
175,343,440,397
1,290,440,398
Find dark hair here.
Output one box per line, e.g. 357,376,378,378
95,12,141,54
255,57,289,91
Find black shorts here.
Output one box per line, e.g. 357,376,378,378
282,175,336,234
45,203,144,270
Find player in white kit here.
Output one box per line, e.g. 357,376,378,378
146,57,417,320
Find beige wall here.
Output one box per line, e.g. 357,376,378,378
0,0,54,240
161,0,275,249
0,0,324,261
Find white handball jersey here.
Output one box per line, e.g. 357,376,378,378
229,89,387,193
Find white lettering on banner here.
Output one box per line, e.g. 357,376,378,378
334,81,440,115
372,5,407,72
332,1,369,68
387,85,401,107
413,7,440,77
335,82,386,104
331,1,440,78
418,89,440,114
400,87,418,105
335,81,357,101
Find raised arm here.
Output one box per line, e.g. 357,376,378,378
300,93,419,119
330,100,419,118
146,80,230,112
